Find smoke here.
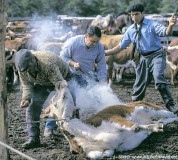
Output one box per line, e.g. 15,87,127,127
26,14,74,51
69,80,124,120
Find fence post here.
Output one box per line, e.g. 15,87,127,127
0,0,8,159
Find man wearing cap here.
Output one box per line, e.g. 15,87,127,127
15,49,71,149
105,2,178,115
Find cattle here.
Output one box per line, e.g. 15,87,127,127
100,34,138,84
91,13,132,35
42,83,178,160
100,34,123,50
5,36,31,86
5,49,19,85
7,20,30,32
166,48,178,85
169,38,178,47
167,38,178,51
6,27,16,40
91,14,117,35
5,36,29,51
113,12,132,34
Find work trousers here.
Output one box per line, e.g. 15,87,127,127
132,50,169,101
26,85,54,138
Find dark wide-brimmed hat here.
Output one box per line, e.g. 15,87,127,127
128,2,144,13
15,49,33,72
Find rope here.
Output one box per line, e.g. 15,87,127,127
0,141,36,160
9,119,65,125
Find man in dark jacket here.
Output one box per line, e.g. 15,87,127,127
15,49,71,149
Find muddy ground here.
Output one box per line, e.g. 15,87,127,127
7,76,178,160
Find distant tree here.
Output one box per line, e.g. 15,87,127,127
7,0,176,17
159,0,178,13
100,0,130,16
7,0,68,17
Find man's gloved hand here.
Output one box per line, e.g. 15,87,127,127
20,100,30,108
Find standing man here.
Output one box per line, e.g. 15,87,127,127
15,49,71,149
60,25,107,88
105,3,178,114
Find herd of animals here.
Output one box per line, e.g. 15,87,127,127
5,14,178,159
5,14,178,87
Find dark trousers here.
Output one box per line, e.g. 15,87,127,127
26,85,54,138
132,50,175,107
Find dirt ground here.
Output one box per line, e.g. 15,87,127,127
7,77,178,160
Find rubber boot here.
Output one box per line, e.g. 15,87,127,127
157,83,178,114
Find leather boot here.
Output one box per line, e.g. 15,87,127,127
22,137,40,149
157,83,178,114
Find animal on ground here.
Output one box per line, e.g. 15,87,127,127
42,83,178,159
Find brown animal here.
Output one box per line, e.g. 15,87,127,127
100,34,138,84
91,14,117,35
100,34,137,84
5,49,19,85
106,47,138,84
100,34,123,50
5,35,31,85
169,38,178,47
42,84,178,159
166,48,178,85
5,37,29,51
7,20,30,32
113,12,132,34
6,27,16,40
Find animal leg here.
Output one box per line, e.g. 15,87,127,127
116,67,125,83
60,126,84,158
170,68,175,86
131,123,163,132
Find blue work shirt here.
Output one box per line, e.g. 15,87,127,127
60,35,107,82
120,18,167,54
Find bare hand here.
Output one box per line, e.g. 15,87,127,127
58,80,68,89
169,15,177,27
20,100,30,108
74,62,80,70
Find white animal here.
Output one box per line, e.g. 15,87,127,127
42,82,178,159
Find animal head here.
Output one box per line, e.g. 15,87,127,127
41,82,75,124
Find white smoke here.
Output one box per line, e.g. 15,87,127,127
70,81,123,120
26,14,74,51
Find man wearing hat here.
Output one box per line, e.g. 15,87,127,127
15,49,71,149
105,2,178,115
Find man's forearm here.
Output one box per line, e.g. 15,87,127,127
105,45,122,56
166,25,173,36
69,60,77,67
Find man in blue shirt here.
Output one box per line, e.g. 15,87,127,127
60,25,107,86
44,26,107,137
105,3,178,115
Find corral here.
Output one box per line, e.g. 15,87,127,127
4,14,178,159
